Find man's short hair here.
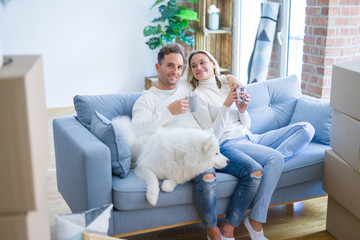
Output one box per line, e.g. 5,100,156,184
157,43,185,65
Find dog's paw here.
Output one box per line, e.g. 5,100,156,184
146,188,159,206
161,180,177,192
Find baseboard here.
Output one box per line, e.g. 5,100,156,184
47,106,75,114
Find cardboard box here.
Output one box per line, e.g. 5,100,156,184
0,56,50,214
330,110,360,173
0,189,50,240
323,150,360,219
330,60,360,121
326,196,360,240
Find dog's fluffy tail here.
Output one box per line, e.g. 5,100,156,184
112,116,136,147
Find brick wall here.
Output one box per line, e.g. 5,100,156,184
268,0,360,99
302,0,360,99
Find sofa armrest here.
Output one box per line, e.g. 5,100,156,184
53,116,112,212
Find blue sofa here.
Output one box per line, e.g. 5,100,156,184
53,75,332,237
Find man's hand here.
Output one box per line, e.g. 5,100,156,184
167,98,189,115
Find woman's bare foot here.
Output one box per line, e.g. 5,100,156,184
249,217,263,231
207,226,222,240
220,221,235,239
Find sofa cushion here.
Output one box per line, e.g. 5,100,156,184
277,141,331,188
246,75,302,134
74,93,141,130
289,96,332,145
90,111,131,178
112,171,238,211
112,141,330,211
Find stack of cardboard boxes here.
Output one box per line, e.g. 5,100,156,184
0,56,50,239
323,60,360,239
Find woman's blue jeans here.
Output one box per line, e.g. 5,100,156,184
220,121,314,224
192,122,314,227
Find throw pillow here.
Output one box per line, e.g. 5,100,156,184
289,96,332,145
83,233,126,240
73,93,141,130
55,204,113,240
90,111,131,178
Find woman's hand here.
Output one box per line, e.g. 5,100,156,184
223,83,238,107
236,92,250,113
226,75,239,90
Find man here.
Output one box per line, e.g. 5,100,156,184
131,44,222,240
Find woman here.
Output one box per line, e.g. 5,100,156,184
186,50,315,240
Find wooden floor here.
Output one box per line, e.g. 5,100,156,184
46,110,336,240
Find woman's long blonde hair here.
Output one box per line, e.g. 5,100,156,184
186,50,222,90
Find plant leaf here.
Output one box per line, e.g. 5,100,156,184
150,0,166,9
184,0,198,3
146,37,162,50
143,25,161,36
169,19,188,30
178,6,190,11
179,33,195,47
167,0,177,12
158,5,175,19
162,33,176,44
175,9,199,21
152,16,166,23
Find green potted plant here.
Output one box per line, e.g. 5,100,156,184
143,0,199,50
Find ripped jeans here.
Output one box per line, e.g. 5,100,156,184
192,168,218,228
193,164,261,228
220,121,314,223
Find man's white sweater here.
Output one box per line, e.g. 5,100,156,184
131,80,201,137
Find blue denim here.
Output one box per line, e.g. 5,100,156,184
192,168,218,228
192,122,314,227
217,149,262,227
250,122,315,160
220,121,314,223
192,157,262,228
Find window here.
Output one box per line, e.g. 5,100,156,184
233,0,263,85
234,0,307,83
286,0,307,77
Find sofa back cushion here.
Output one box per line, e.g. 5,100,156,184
246,75,302,134
74,92,141,129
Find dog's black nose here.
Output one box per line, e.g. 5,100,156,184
227,159,230,164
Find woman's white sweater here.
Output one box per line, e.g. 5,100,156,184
192,75,252,143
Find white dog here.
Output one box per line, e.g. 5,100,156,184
112,116,229,206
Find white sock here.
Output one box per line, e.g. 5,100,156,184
244,216,268,240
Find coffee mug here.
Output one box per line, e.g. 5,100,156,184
186,94,198,112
